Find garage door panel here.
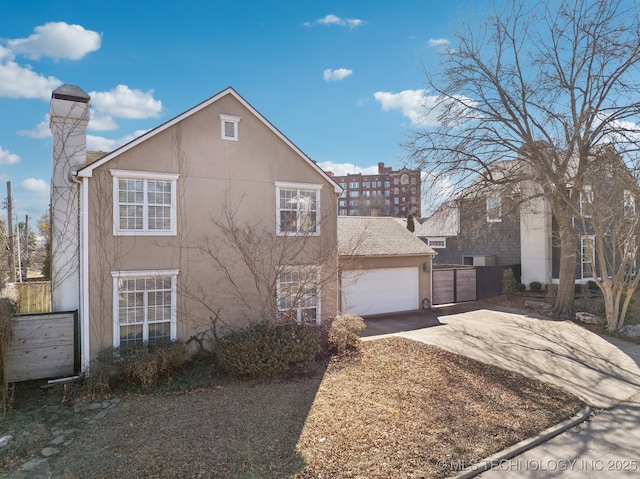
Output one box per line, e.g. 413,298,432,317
342,267,419,316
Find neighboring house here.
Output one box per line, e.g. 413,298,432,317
338,216,436,316
520,148,640,287
49,84,341,371
416,189,521,267
417,147,639,290
330,162,422,218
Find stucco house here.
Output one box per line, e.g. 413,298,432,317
338,216,436,316
49,84,341,372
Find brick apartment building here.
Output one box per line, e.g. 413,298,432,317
329,162,422,217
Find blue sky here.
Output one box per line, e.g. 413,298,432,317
1,0,479,222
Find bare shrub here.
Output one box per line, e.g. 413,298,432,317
212,321,321,378
328,314,366,354
83,341,189,396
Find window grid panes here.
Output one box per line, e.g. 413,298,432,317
118,276,173,346
278,268,319,324
486,194,502,222
118,178,173,232
278,188,318,234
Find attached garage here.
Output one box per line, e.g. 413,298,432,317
341,267,419,316
338,216,436,317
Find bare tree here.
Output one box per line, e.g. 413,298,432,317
407,0,640,317
574,149,640,330
186,191,342,332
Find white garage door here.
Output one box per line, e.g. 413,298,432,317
341,267,419,316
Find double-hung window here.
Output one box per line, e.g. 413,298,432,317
624,190,636,217
277,266,320,324
486,194,502,222
580,185,593,217
581,236,595,279
112,170,178,235
111,269,179,347
275,182,321,235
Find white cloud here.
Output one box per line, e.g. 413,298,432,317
0,60,61,99
323,68,353,82
89,110,120,131
304,14,365,28
0,146,21,165
87,129,149,152
8,22,101,61
374,89,476,127
90,84,163,120
318,161,378,176
374,89,439,126
18,114,50,138
19,178,48,193
428,38,450,47
0,45,14,61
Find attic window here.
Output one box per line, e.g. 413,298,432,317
220,114,241,141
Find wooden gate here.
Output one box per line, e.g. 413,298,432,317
4,311,78,383
432,268,477,305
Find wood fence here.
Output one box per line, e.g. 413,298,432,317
432,267,477,305
4,311,77,383
14,281,51,313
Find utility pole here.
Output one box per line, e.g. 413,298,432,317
23,214,29,280
6,181,15,283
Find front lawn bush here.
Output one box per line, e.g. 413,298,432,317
328,314,366,354
529,281,542,292
85,340,188,395
212,320,321,378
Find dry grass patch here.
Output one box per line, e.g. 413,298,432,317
1,337,583,478
296,337,583,478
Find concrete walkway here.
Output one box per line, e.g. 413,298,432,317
363,302,640,478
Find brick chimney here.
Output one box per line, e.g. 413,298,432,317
49,85,90,312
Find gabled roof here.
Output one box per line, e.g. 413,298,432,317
415,202,460,237
76,87,341,193
338,216,436,257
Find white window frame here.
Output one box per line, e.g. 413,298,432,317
275,181,322,236
624,190,636,217
580,185,593,217
427,237,447,249
276,266,321,324
111,269,179,348
111,170,179,236
581,235,595,279
486,194,502,222
220,114,241,141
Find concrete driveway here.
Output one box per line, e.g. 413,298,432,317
364,302,640,409
363,302,640,478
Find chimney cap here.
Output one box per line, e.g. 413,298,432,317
52,84,90,103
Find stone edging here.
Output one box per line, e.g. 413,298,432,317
453,405,592,479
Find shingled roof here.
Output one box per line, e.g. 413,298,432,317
338,216,436,257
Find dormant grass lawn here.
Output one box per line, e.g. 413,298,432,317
1,336,583,478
